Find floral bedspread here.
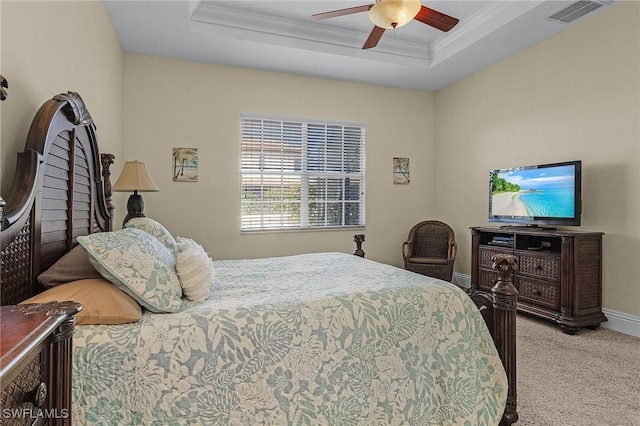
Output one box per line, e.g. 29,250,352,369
72,252,507,425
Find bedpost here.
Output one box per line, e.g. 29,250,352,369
101,153,115,225
0,74,7,101
0,197,4,226
353,234,365,257
492,254,519,426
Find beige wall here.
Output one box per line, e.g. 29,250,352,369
435,1,640,316
122,54,435,266
1,1,124,196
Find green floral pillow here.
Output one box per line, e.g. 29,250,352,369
78,228,183,313
124,217,178,256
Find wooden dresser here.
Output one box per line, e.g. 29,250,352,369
0,302,81,425
471,226,607,334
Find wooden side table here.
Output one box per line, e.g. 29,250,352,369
1,302,81,425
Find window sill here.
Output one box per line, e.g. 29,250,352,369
241,226,366,235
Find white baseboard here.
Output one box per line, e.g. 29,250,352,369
452,272,640,338
453,272,471,289
601,309,640,337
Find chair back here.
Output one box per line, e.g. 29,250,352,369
408,221,455,259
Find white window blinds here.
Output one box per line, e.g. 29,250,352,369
241,116,366,231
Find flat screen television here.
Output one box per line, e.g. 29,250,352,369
488,160,582,228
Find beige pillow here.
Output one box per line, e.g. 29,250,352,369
37,245,103,287
21,278,142,325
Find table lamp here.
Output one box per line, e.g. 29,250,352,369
112,160,159,226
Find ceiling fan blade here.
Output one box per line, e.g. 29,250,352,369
311,4,373,21
363,26,385,49
414,5,459,32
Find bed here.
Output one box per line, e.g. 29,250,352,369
0,92,518,425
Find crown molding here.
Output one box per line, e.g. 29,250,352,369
429,0,544,66
191,2,432,66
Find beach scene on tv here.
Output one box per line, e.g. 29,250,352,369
491,165,576,218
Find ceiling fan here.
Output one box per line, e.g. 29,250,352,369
311,0,459,49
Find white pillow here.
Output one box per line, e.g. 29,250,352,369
176,243,213,301
176,236,201,253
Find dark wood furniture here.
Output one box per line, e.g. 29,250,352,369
468,254,519,426
1,92,113,306
0,302,81,425
352,234,365,257
402,220,457,282
471,226,606,334
1,74,7,101
1,92,112,425
0,92,519,425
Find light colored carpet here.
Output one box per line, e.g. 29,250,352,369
516,314,640,426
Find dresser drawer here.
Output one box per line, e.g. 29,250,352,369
0,355,46,426
516,277,560,310
518,252,560,282
479,246,513,269
477,268,502,292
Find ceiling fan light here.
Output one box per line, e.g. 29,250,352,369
368,0,422,29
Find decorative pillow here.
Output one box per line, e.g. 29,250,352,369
176,242,213,301
124,217,179,256
21,278,142,325
176,236,202,253
78,228,183,313
37,245,103,288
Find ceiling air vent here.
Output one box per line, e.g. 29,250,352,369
547,0,612,24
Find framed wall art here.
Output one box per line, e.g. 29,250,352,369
172,147,198,182
393,157,410,185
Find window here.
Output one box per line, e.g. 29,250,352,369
241,116,366,231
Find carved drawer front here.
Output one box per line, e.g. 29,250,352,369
477,268,499,292
518,253,560,282
516,277,559,310
0,355,46,426
479,246,513,269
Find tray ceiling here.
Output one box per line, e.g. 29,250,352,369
104,0,615,91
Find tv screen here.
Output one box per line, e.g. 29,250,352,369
488,160,581,228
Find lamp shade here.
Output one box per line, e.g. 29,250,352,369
112,160,159,192
368,0,421,29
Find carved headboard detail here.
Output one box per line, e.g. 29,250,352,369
0,74,7,101
0,92,113,305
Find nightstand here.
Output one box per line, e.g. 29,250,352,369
0,302,81,425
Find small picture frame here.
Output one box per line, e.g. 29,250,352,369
172,148,198,182
393,157,410,185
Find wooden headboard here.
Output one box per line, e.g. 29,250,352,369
0,92,114,305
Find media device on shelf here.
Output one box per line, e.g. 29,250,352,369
488,160,582,229
487,235,514,247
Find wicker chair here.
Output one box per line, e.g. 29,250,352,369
402,220,457,282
